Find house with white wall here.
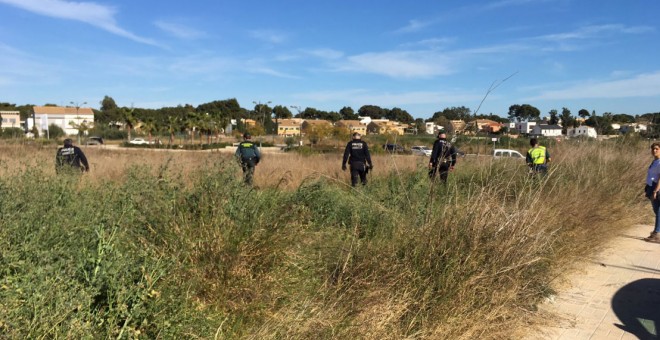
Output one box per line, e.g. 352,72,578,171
425,122,444,135
531,124,563,137
515,121,537,135
567,126,597,138
27,106,94,136
620,123,647,134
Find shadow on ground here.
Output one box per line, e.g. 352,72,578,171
612,278,660,339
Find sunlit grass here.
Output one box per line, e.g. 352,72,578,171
0,138,650,338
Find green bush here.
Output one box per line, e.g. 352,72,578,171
0,141,648,338
0,127,25,139
45,124,66,139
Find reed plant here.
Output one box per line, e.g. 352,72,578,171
0,139,649,338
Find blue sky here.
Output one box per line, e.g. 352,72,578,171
0,0,658,119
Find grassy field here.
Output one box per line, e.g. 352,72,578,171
0,138,651,339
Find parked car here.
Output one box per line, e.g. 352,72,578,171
129,138,150,145
84,136,104,145
492,148,524,159
410,145,432,156
383,144,405,153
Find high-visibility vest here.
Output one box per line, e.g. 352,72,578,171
528,146,547,165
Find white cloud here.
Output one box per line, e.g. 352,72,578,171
154,20,204,39
532,71,660,100
340,51,454,78
168,56,237,75
539,24,654,42
394,19,432,34
0,0,158,45
306,48,344,60
400,37,456,49
485,0,555,10
295,89,482,108
248,29,287,44
246,66,299,79
0,43,58,81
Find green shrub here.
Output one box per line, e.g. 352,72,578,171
0,141,649,338
47,124,66,139
0,127,26,139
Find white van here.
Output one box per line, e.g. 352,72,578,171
492,149,525,159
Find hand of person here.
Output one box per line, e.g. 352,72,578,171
368,164,373,171
428,162,433,169
449,166,455,171
342,164,347,171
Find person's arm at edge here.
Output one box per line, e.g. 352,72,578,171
254,145,261,164
364,142,372,167
342,142,350,167
429,141,438,168
78,148,90,172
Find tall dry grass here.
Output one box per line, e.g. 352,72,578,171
0,143,424,189
0,138,651,339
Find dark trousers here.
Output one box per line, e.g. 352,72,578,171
529,164,548,175
241,158,256,185
429,163,450,183
350,161,367,186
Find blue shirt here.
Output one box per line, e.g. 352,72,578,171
646,159,660,186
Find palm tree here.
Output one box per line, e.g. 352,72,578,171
69,117,92,144
166,116,180,146
183,112,199,145
198,114,213,145
121,107,137,141
142,118,157,146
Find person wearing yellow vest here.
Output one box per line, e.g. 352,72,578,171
526,138,551,174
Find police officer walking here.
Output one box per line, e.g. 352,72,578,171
429,131,457,183
342,132,373,187
526,138,551,175
235,132,261,185
55,138,90,174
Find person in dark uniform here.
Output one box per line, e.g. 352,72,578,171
55,138,90,174
342,132,373,187
429,131,457,183
235,132,261,185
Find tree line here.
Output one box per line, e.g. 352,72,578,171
1,99,658,138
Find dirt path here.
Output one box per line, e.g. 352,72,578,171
528,224,660,339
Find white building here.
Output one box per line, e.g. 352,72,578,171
515,121,537,134
27,106,95,136
531,124,563,137
620,123,648,134
358,116,372,125
425,122,444,135
567,126,597,138
0,111,21,129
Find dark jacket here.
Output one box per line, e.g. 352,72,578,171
342,139,372,166
55,146,89,172
430,138,457,167
235,140,261,164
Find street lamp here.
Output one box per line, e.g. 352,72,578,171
70,101,87,144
